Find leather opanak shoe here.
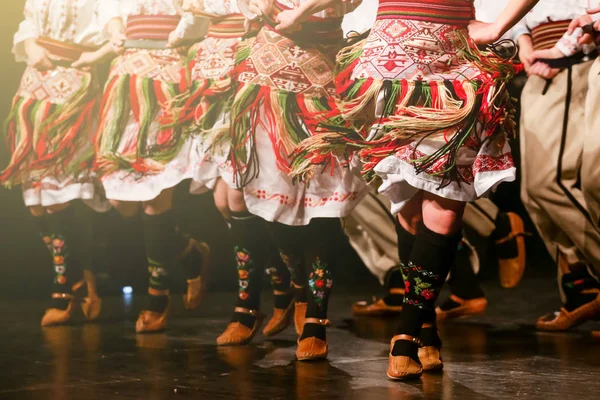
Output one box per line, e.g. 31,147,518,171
294,302,307,336
296,318,331,361
352,289,405,316
217,307,265,346
495,212,528,288
181,240,210,310
136,292,170,334
387,335,423,381
436,295,488,322
263,301,294,337
183,275,206,310
418,323,443,372
536,290,600,331
41,293,77,327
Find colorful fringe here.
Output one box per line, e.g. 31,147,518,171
230,81,343,187
290,30,521,184
95,72,188,175
1,73,96,188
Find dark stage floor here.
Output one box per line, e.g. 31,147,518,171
2,275,600,400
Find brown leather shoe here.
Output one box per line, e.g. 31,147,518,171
495,212,527,289
263,301,294,337
352,296,404,316
536,290,600,331
418,346,443,372
387,335,423,381
436,295,488,322
183,275,206,310
180,239,210,310
296,318,331,361
294,302,307,336
136,294,170,333
81,271,102,321
41,294,76,327
81,296,102,321
217,308,265,346
418,323,443,372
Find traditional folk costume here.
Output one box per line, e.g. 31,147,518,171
225,0,366,360
513,0,600,332
167,0,297,346
95,0,211,333
2,0,113,326
294,0,520,378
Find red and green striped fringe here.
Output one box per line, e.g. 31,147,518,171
161,44,236,148
1,74,97,188
290,30,520,184
95,72,189,175
230,81,341,187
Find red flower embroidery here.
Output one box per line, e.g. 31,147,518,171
421,289,435,300
404,281,410,291
316,280,325,288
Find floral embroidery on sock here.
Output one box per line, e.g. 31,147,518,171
236,246,253,301
308,257,333,309
51,234,68,286
148,259,169,291
403,262,442,309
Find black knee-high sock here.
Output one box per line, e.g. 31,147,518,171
393,224,461,360
33,214,52,253
230,211,268,328
46,207,84,309
446,240,485,301
383,223,416,306
301,219,340,341
265,221,307,303
265,242,292,309
142,210,178,313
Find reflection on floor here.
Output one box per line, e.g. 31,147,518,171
1,276,600,399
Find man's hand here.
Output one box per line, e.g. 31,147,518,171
25,40,54,71
468,20,502,45
71,51,102,71
110,32,126,55
518,37,535,73
528,61,561,80
274,9,302,33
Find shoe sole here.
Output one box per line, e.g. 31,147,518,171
264,304,295,337
536,298,600,331
297,354,328,362
436,300,487,322
387,372,422,381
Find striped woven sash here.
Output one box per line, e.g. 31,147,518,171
207,14,247,38
126,14,181,40
531,20,571,50
36,38,96,62
376,0,474,26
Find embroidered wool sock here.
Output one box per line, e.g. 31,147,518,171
142,210,178,313
393,224,461,361
230,211,268,329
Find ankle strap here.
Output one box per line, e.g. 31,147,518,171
234,307,259,316
304,318,332,326
494,231,531,245
389,288,405,295
148,287,170,296
391,334,422,347
52,293,75,301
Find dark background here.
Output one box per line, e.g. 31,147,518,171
0,1,550,300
